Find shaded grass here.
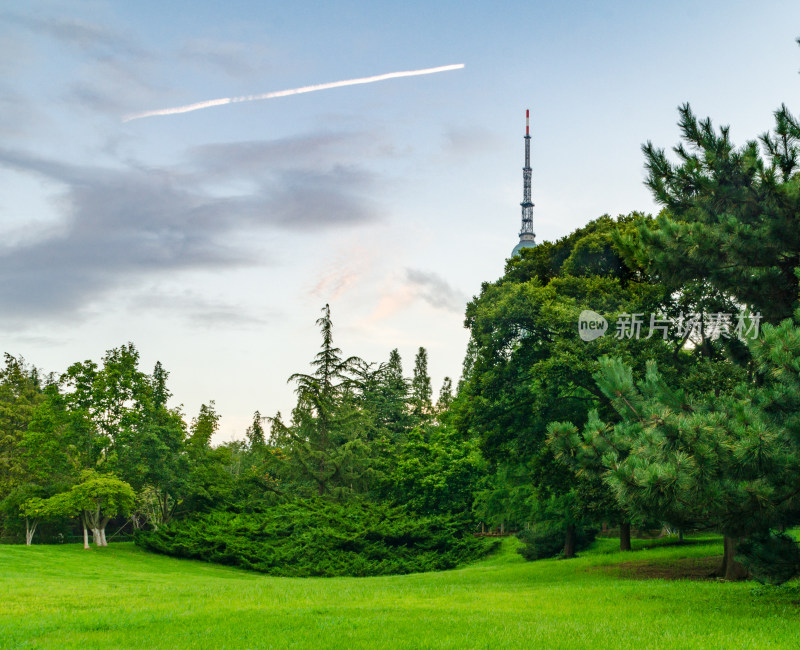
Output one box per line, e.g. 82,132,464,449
1,535,799,648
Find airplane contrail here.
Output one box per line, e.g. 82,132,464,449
123,63,465,122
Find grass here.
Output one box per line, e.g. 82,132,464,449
1,535,799,649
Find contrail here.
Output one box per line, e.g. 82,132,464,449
123,63,465,122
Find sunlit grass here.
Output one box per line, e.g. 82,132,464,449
1,535,798,648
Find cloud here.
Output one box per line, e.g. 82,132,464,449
405,269,468,313
177,38,271,77
0,131,382,323
1,13,145,58
126,288,273,329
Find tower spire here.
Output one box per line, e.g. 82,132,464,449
512,109,537,256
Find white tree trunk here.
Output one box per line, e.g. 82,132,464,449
99,525,108,547
25,518,38,546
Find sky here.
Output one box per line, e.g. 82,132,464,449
2,0,799,442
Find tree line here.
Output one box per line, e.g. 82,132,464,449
2,98,800,583
0,320,479,552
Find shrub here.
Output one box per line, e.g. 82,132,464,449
135,499,495,577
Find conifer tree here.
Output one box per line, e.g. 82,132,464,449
411,347,433,421
436,377,454,414
285,305,369,497
636,103,800,323
551,320,800,582
246,411,266,448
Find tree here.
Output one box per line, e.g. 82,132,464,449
551,325,800,581
366,349,412,437
246,411,266,448
40,472,135,548
0,355,43,503
436,377,454,415
281,305,373,498
411,347,433,422
2,485,48,545
455,215,687,556
636,103,800,323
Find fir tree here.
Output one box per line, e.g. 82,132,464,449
411,347,433,421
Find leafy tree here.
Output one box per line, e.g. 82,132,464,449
39,471,135,549
456,215,685,556
383,422,483,516
0,355,43,502
181,401,234,513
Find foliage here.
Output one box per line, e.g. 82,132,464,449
549,313,800,579
135,499,493,577
381,423,484,516
455,214,682,550
738,532,800,585
636,103,800,323
516,522,597,561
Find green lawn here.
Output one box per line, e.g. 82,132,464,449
1,536,798,649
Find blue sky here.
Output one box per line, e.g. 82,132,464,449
2,0,799,440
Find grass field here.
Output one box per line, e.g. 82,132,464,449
1,536,799,649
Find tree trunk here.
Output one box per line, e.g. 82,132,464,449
718,536,749,580
25,518,37,546
92,528,102,547
83,521,89,550
619,522,632,551
564,524,577,559
99,517,110,546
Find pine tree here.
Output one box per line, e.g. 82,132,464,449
553,325,800,582
636,103,800,323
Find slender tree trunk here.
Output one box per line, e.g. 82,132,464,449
83,518,89,550
619,522,632,551
25,518,37,546
99,517,110,546
564,524,577,559
92,528,102,546
718,536,749,580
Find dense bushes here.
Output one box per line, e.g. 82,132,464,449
135,500,495,577
516,523,597,561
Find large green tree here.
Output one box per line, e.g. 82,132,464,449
456,215,690,555
549,313,800,582
0,355,43,501
636,103,800,323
